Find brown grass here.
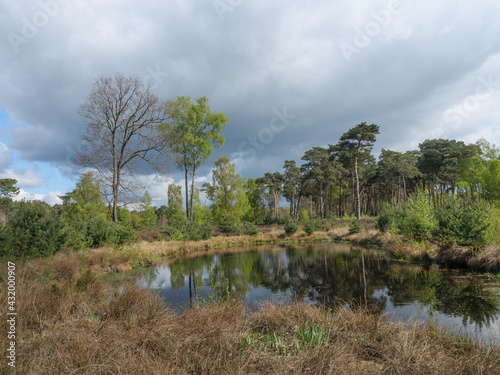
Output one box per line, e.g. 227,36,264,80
1,257,498,375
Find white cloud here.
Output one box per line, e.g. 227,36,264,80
15,189,62,205
0,142,13,171
0,167,45,187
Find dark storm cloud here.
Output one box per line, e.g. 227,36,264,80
1,0,500,196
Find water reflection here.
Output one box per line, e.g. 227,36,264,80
137,243,500,342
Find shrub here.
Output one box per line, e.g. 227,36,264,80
2,200,67,258
434,196,489,247
114,223,139,244
377,203,402,233
486,203,500,244
167,218,213,241
66,214,138,249
263,214,278,226
284,220,298,236
299,210,309,223
348,219,362,234
244,223,259,236
218,214,238,234
398,192,437,241
187,221,213,241
304,220,322,235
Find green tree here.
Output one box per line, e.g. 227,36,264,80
60,172,107,221
335,122,379,220
300,147,340,219
163,96,228,220
138,191,157,229
283,160,302,219
378,149,421,204
167,184,185,220
0,178,20,223
256,172,284,220
0,178,20,199
417,139,473,204
243,178,265,222
206,156,250,221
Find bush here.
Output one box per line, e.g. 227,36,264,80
284,220,298,236
66,214,139,249
2,200,67,258
244,223,259,236
378,192,436,241
348,219,362,234
263,214,278,226
486,203,500,244
299,210,309,223
434,196,489,247
167,218,213,241
218,214,238,234
304,220,322,235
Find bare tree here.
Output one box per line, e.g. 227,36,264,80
76,74,172,222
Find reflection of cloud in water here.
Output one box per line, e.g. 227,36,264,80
128,242,500,343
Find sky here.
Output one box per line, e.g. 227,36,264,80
1,0,500,207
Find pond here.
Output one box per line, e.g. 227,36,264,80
129,242,500,343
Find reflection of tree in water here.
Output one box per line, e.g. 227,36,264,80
383,266,500,328
141,244,500,328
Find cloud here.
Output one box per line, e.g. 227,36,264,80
0,167,45,188
0,142,13,171
15,189,62,205
1,0,500,191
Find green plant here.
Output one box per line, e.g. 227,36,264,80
218,214,238,234
244,223,259,236
167,218,213,241
3,200,68,258
296,323,331,349
434,196,489,247
348,219,361,234
284,220,298,236
304,220,322,235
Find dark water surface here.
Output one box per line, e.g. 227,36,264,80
131,242,500,343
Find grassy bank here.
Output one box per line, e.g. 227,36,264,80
1,257,498,375
23,216,496,276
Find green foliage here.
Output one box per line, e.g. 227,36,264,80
299,209,310,223
244,223,259,236
207,156,251,222
378,191,495,247
167,218,213,241
284,220,298,236
434,197,490,247
66,213,138,249
218,214,239,234
241,323,330,356
304,220,322,235
166,184,185,220
162,96,228,219
1,200,67,258
399,192,437,241
0,178,20,199
138,191,157,229
486,204,500,244
348,219,362,234
60,172,107,221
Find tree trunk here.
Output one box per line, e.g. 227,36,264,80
189,161,197,221
402,172,407,204
184,166,190,219
354,158,361,220
338,182,342,218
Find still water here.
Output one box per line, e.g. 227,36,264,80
134,242,500,343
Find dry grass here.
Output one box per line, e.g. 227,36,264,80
1,258,498,375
